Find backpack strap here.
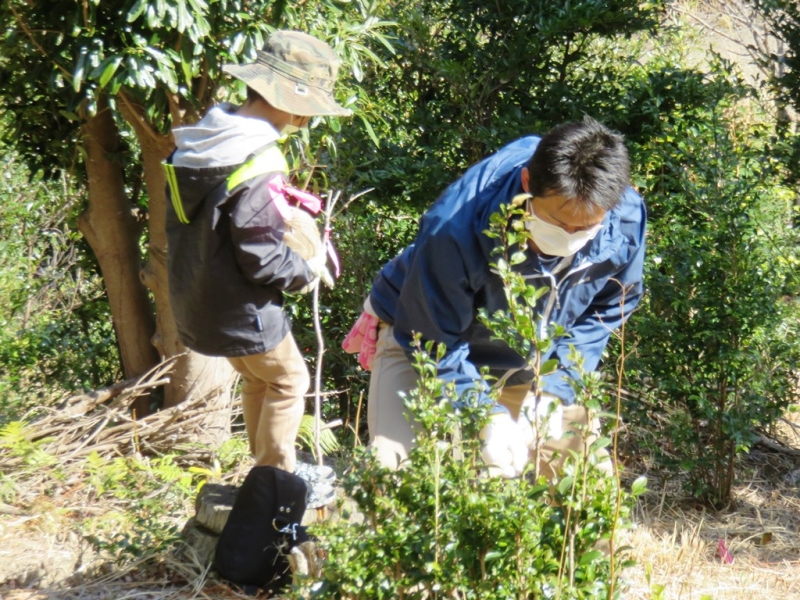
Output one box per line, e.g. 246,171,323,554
162,152,191,225
227,142,289,192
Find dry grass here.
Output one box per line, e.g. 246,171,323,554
2,391,800,599
618,430,800,600
0,356,234,475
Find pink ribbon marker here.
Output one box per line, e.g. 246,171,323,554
267,175,322,219
267,175,340,277
717,539,734,564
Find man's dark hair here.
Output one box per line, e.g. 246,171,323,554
527,116,630,211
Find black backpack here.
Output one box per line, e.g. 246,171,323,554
214,465,312,595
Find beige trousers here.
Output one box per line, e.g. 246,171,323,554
228,332,310,472
368,323,604,478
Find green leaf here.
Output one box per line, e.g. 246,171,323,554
556,475,574,494
353,58,363,82
176,0,192,32
72,48,88,93
578,550,603,565
94,55,123,88
591,436,612,451
359,114,380,148
186,0,208,12
540,359,559,375
631,475,648,497
595,410,618,420
296,415,340,458
58,110,80,121
127,0,147,22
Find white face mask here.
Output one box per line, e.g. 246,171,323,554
523,200,603,257
281,122,302,135
280,115,310,136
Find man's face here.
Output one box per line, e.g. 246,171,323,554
520,168,606,233
528,194,606,234
520,167,606,256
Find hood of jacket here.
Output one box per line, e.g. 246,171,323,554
167,103,282,224
172,102,280,168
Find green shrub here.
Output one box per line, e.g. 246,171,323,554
0,154,120,421
81,452,196,563
626,64,800,507
294,343,642,599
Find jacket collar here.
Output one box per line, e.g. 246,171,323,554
573,208,626,265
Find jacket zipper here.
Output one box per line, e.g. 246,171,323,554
494,257,592,389
523,257,592,339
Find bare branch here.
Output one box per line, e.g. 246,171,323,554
117,89,163,146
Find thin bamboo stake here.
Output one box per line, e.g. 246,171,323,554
311,190,342,469
608,279,629,600
311,190,341,521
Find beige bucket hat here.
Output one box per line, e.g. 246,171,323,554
223,30,352,117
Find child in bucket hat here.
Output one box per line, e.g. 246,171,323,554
163,30,347,592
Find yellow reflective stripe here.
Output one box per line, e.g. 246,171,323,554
163,162,190,224
227,145,288,191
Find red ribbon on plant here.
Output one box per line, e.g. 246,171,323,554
717,539,734,564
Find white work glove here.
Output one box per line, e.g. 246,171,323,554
305,252,334,288
289,540,325,580
480,412,530,478
520,393,563,447
294,253,332,294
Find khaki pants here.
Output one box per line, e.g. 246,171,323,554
228,332,310,472
368,324,605,477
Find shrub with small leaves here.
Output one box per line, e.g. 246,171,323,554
626,63,800,507
292,343,641,599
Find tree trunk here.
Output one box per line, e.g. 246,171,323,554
78,95,160,417
119,93,236,447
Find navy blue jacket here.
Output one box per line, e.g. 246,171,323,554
369,136,646,406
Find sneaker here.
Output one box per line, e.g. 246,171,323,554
295,462,337,509
304,481,336,509
294,461,336,483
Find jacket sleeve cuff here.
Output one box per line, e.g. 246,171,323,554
490,403,510,415
539,370,577,406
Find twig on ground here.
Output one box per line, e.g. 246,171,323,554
0,357,239,471
754,434,800,457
